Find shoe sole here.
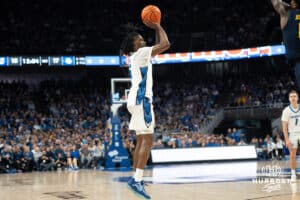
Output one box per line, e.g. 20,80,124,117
126,183,151,200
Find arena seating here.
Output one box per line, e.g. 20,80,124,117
0,0,279,55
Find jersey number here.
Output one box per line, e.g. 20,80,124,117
296,118,299,126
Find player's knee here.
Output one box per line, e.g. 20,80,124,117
143,142,153,149
290,150,297,157
141,140,153,150
145,139,154,147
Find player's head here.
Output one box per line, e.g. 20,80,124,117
289,90,299,104
291,0,300,8
120,32,146,55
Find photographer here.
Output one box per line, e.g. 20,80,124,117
39,149,55,171
55,152,67,170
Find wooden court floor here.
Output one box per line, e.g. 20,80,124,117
0,160,300,200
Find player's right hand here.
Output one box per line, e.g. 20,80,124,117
285,139,292,149
143,20,160,29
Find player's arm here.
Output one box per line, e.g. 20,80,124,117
152,24,170,57
155,27,160,44
144,21,170,57
282,121,291,148
282,121,289,141
270,0,290,16
281,109,291,148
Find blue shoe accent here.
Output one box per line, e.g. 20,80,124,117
127,177,134,185
141,180,148,186
127,178,151,199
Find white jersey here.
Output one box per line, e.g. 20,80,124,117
281,105,300,134
127,46,153,112
276,140,284,149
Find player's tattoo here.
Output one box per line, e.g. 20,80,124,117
271,0,289,16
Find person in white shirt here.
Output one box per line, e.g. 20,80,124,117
282,90,300,182
31,146,43,170
275,135,285,159
266,138,276,159
120,20,170,199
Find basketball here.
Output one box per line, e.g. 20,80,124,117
141,5,161,24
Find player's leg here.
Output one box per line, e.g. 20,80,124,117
67,157,73,170
127,104,154,199
289,133,298,182
133,135,142,170
290,148,297,182
72,158,79,170
127,133,153,200
134,134,153,182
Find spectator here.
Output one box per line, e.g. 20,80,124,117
153,139,165,149
237,139,247,146
266,138,276,160
1,145,15,173
22,146,34,172
14,146,24,172
91,139,105,170
39,150,55,171
32,146,43,170
68,145,80,170
0,154,8,173
258,138,268,160
55,153,67,170
80,144,92,168
275,136,285,160
232,128,241,143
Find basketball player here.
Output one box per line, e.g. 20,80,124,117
120,21,170,199
271,0,300,88
282,90,300,182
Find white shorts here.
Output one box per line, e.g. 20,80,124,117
289,132,300,148
128,104,155,135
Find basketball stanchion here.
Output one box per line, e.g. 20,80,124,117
105,78,131,169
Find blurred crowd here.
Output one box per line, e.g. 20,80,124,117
153,128,287,162
153,128,243,149
0,77,289,173
0,0,278,55
0,80,110,173
119,81,221,134
226,74,293,107
0,79,220,173
0,0,292,174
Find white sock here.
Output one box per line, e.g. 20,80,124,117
134,168,144,182
292,169,296,176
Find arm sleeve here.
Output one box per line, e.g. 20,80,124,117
134,46,153,67
281,108,288,122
